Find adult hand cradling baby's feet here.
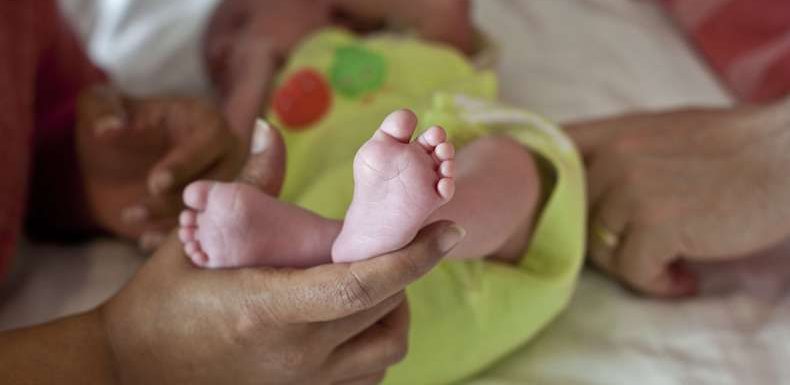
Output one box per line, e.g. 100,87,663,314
76,85,285,251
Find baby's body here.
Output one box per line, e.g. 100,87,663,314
179,109,539,268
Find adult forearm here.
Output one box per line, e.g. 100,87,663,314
0,311,118,385
203,0,277,138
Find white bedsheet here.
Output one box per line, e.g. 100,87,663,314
5,1,790,384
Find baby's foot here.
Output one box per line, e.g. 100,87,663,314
332,110,456,263
179,181,339,268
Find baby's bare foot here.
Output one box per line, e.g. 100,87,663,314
332,110,456,263
179,181,339,268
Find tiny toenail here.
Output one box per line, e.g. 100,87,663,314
251,119,273,155
441,162,455,177
122,206,149,223
94,116,124,135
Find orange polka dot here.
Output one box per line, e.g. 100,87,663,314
273,69,332,129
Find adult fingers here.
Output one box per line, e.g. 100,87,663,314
251,221,465,323
121,193,182,251
77,85,129,138
236,119,287,197
588,183,699,298
564,117,624,160
564,112,667,161
587,186,632,277
138,229,173,252
321,292,406,345
613,225,698,298
329,302,410,381
586,150,629,209
147,119,231,196
122,192,183,225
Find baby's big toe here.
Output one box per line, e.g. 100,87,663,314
183,181,215,211
377,109,419,143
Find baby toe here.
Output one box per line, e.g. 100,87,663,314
179,227,196,244
440,160,456,178
189,249,209,267
180,210,198,227
437,178,456,201
434,142,455,162
418,126,447,151
184,240,199,256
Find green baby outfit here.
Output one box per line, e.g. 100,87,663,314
266,29,586,385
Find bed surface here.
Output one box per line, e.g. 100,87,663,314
5,1,790,384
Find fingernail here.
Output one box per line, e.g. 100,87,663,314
140,232,166,251
251,119,273,155
150,172,174,194
94,116,124,136
438,225,466,254
121,205,149,224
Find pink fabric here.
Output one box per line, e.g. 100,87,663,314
0,0,105,282
663,0,790,102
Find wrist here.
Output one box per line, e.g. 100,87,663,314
0,310,120,385
747,96,790,136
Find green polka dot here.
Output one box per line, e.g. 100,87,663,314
330,45,388,98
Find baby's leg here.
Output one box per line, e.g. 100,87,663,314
333,110,538,264
428,135,541,263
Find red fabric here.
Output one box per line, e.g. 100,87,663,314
0,0,105,282
663,0,790,102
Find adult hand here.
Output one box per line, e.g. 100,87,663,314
331,0,475,55
100,221,465,384
205,0,333,133
77,85,249,249
566,98,790,297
